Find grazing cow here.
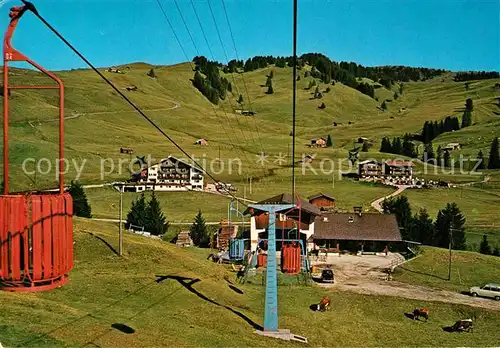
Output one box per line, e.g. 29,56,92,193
452,319,473,333
317,297,330,312
413,308,429,321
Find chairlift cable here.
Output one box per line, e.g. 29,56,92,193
186,0,260,178
21,0,248,207
220,0,266,156
206,0,264,159
156,0,253,186
204,0,265,174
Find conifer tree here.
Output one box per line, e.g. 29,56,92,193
68,181,92,218
434,203,466,250
326,134,333,147
476,150,485,170
488,137,500,169
465,98,474,112
127,193,147,229
479,234,491,255
144,192,168,235
190,210,209,247
381,101,387,111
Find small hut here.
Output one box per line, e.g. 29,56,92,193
176,231,193,248
195,138,209,146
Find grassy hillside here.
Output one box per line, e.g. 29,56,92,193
0,61,499,242
1,219,499,347
394,246,500,293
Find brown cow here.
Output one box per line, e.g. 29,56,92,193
413,308,429,321
318,297,330,312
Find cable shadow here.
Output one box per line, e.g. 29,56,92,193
155,275,262,330
398,266,448,281
85,231,119,256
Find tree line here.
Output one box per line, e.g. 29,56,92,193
454,71,499,82
421,116,461,144
383,196,468,250
192,56,232,104
380,135,417,158
383,196,499,255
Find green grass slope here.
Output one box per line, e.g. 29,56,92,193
1,219,499,347
1,62,499,240
394,246,500,293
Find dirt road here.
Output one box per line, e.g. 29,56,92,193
371,185,409,213
316,254,500,311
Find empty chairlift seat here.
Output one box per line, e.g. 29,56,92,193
229,239,244,260
0,193,74,292
281,243,301,274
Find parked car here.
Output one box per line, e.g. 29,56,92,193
469,283,500,300
321,269,334,283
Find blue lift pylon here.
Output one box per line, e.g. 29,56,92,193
249,203,308,343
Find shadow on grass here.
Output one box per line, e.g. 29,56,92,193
156,275,262,330
85,231,118,256
442,326,455,333
404,313,415,320
398,266,448,281
111,323,135,334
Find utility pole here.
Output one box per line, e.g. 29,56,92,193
218,145,221,159
119,184,123,256
448,220,454,281
291,0,297,203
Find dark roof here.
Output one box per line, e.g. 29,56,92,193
313,212,402,241
244,193,322,216
308,193,336,202
385,160,415,167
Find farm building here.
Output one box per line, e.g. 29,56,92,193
176,231,193,248
308,193,335,210
301,154,315,163
120,147,134,154
442,143,461,151
246,193,321,252
310,209,402,252
309,137,327,148
195,138,208,146
383,160,414,179
124,156,204,192
358,160,382,178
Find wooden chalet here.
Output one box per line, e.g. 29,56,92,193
308,193,336,211
310,137,327,148
195,138,209,146
302,154,315,163
120,147,134,154
245,193,322,252
311,210,402,252
442,143,461,151
383,160,414,178
176,230,193,248
358,160,382,178
218,219,238,250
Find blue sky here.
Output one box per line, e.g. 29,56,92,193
1,0,498,71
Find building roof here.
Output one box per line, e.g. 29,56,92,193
385,160,415,167
245,193,322,216
311,137,326,142
358,160,380,165
308,193,336,202
312,212,402,241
